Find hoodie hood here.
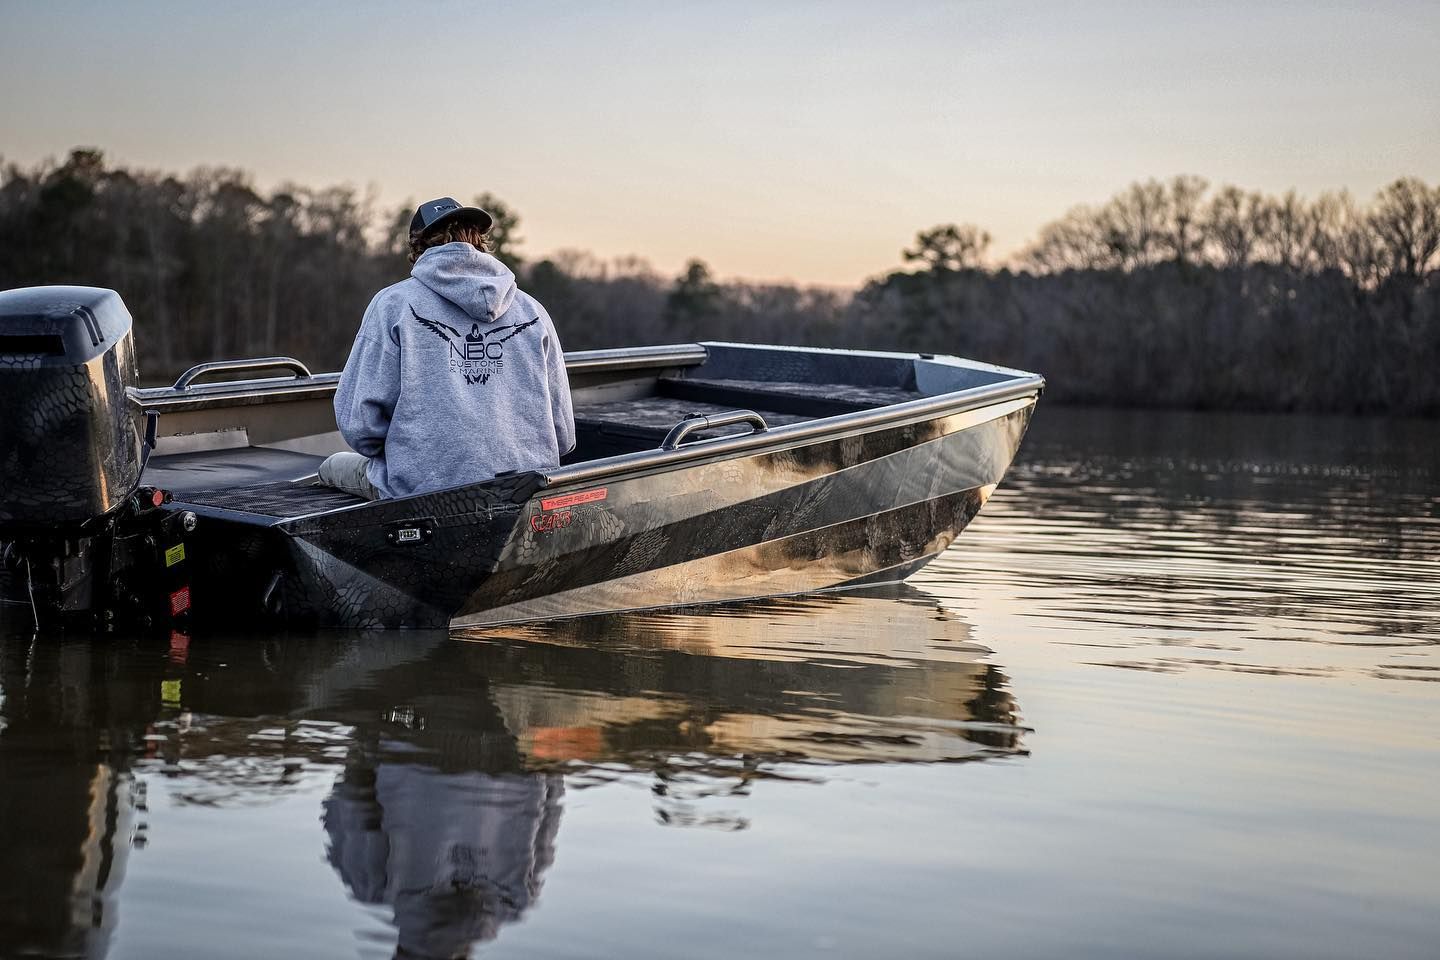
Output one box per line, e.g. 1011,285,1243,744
411,242,517,322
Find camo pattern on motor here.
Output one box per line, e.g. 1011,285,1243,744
0,337,141,528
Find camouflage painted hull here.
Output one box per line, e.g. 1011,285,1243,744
179,390,1037,629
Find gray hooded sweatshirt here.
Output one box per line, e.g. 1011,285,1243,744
334,243,575,498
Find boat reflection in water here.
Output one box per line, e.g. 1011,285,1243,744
460,586,1026,781
0,586,1026,958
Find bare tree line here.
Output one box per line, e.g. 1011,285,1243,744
880,175,1440,413
1,150,1436,414
1021,174,1439,282
0,149,388,374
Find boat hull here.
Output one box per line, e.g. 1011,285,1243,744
185,395,1034,628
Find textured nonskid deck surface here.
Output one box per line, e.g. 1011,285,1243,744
144,447,327,496
574,395,808,438
144,446,365,520
176,479,365,520
661,377,923,413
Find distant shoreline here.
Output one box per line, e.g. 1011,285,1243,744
5,150,1437,417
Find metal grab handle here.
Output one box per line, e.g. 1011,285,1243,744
661,409,769,450
172,357,313,390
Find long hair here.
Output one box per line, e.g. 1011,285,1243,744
408,221,491,264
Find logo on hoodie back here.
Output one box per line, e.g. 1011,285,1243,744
410,306,539,385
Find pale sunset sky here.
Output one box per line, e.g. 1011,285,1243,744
2,1,1436,286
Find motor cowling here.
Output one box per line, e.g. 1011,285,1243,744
0,285,143,533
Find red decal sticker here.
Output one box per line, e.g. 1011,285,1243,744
530,510,574,533
169,586,191,616
541,487,608,512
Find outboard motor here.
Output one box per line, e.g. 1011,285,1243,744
0,286,151,625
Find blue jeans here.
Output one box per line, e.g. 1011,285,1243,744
318,452,380,500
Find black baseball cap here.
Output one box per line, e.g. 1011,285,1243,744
409,197,493,238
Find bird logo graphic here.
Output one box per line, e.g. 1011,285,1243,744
410,305,539,384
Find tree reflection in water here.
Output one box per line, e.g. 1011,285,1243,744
0,636,147,960
0,587,1025,958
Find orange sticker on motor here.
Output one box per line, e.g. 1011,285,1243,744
541,487,608,512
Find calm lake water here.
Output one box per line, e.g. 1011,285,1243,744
2,407,1437,959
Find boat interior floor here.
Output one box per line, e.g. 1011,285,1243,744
148,447,365,521
658,376,922,415
144,447,327,495
570,376,921,456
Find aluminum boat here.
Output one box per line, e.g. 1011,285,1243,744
0,285,1043,630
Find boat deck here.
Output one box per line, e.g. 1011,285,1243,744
146,448,363,520
572,377,921,454
573,395,808,446
176,477,365,519
144,447,325,494
660,377,921,415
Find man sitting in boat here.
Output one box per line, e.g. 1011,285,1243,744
319,197,576,499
